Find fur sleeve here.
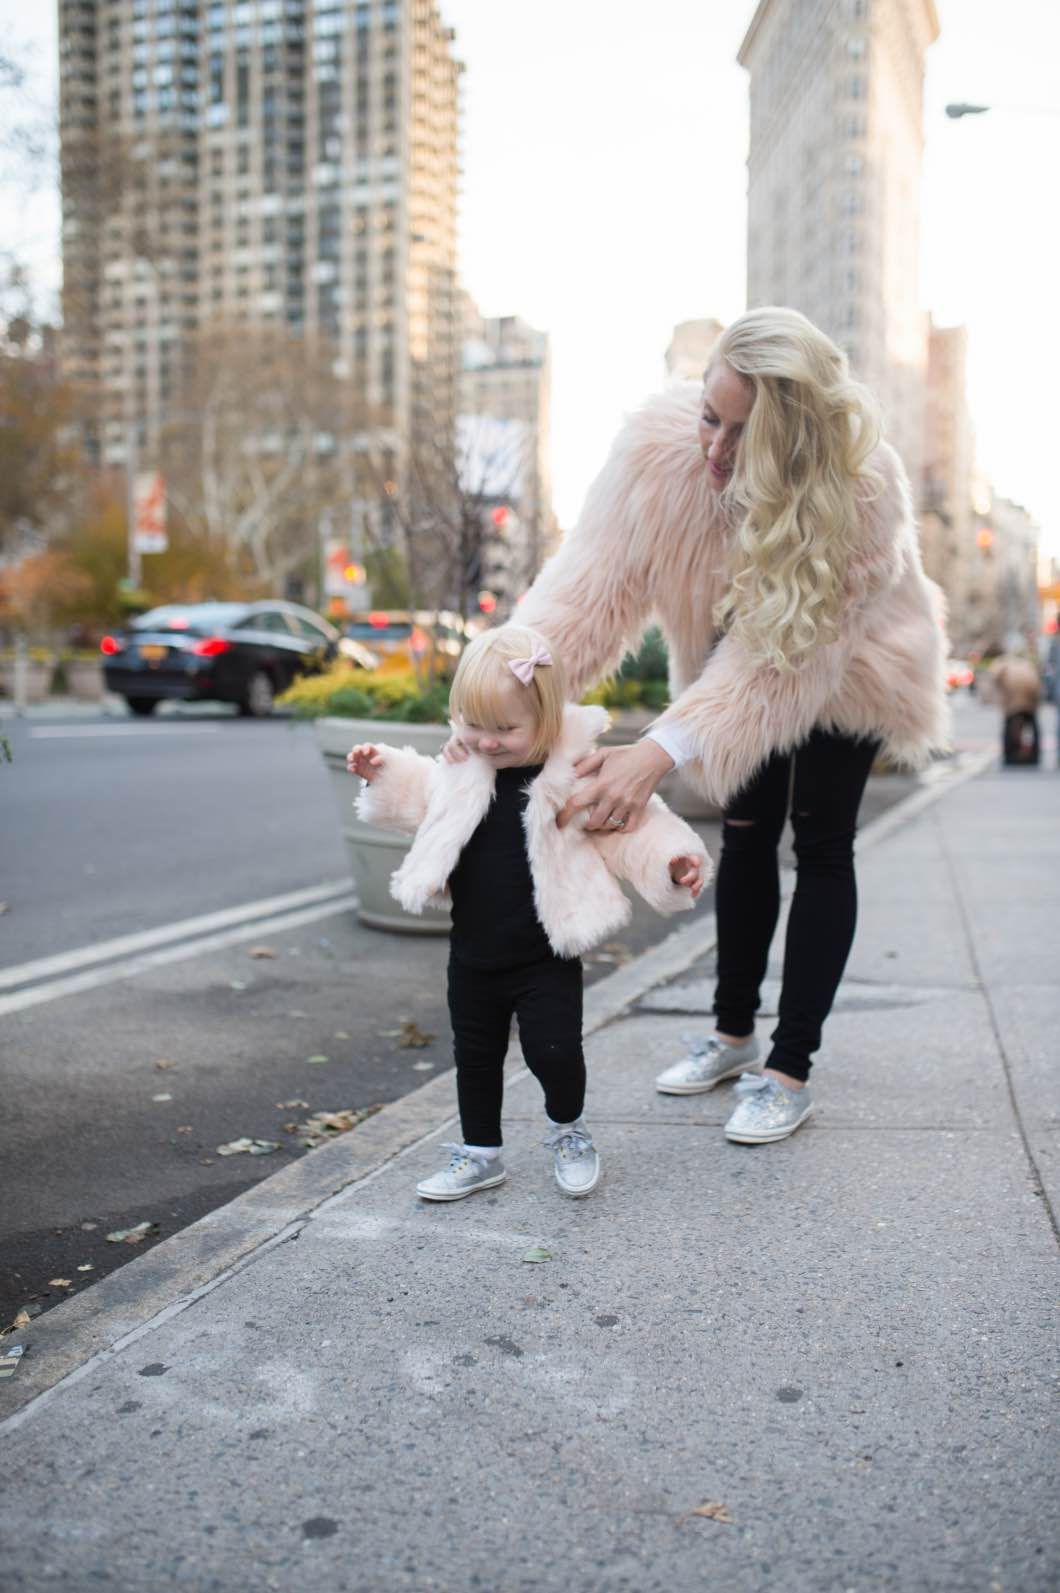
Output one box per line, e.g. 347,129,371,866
515,387,716,699
592,795,710,916
354,744,436,834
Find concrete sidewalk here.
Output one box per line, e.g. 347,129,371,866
1,752,1057,1592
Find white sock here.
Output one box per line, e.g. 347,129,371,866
463,1143,500,1161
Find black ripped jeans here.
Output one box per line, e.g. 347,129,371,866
713,728,880,1082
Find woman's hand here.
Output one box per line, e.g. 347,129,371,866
346,743,384,782
440,732,470,765
669,853,705,899
557,739,674,831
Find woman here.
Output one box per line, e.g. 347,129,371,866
503,306,949,1144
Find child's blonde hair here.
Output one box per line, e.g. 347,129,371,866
449,625,567,764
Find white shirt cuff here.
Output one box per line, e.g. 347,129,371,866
644,722,696,770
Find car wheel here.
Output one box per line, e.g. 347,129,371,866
240,670,275,717
125,697,158,717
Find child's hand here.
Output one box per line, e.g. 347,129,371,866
670,853,704,899
346,742,384,782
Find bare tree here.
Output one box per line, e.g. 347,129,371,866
160,321,378,595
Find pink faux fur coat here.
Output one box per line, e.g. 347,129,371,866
355,704,709,959
515,383,949,806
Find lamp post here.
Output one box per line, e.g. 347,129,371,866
945,102,1060,119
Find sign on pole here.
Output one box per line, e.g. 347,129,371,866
133,472,168,555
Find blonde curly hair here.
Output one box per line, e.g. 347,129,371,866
711,306,883,671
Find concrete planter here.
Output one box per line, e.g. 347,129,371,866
313,717,451,935
66,660,105,701
0,658,52,704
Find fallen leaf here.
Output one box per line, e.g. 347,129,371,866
411,1061,435,1072
229,979,248,991
199,1157,215,1166
288,1105,382,1148
106,1222,158,1245
152,1092,173,1103
80,1221,98,1232
153,1059,176,1071
277,1099,309,1110
11,1310,32,1330
247,946,277,959
77,1264,94,1273
306,1054,329,1065
216,1137,281,1157
681,1501,734,1525
48,1279,73,1289
399,1020,434,1049
521,1246,552,1264
176,1124,193,1133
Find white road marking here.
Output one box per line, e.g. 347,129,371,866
28,724,223,739
0,879,354,992
0,893,358,1018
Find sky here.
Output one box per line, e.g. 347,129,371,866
2,0,1058,551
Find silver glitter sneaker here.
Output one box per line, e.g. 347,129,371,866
655,1033,761,1095
416,1144,507,1201
723,1076,814,1143
545,1121,600,1197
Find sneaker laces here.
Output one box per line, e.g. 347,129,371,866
439,1142,488,1171
543,1125,593,1159
733,1072,770,1096
681,1032,722,1058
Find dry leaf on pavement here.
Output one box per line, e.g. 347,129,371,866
289,1105,382,1148
399,1020,435,1048
276,1099,309,1110
106,1222,158,1245
153,1059,176,1071
48,1279,73,1289
152,1092,173,1102
247,946,277,959
216,1137,281,1157
680,1501,734,1525
521,1246,552,1264
77,1264,94,1273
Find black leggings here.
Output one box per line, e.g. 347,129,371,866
714,728,880,1082
447,954,585,1147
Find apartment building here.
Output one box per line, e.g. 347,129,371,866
58,0,461,532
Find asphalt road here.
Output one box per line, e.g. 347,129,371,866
1,695,992,1330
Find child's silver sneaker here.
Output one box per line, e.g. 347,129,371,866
655,1033,761,1095
724,1076,814,1143
416,1144,507,1201
545,1121,600,1197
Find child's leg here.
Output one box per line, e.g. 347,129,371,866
448,957,516,1148
511,956,585,1123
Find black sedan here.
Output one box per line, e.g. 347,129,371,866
100,600,345,717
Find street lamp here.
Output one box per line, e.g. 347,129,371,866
945,103,989,119
946,101,1060,119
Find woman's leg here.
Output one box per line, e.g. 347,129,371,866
512,956,585,1125
448,958,515,1148
766,729,880,1082
713,750,792,1040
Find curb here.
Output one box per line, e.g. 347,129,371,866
0,744,995,1427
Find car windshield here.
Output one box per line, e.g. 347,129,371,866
132,604,248,634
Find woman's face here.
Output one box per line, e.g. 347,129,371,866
698,360,754,488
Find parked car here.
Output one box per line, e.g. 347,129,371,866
945,658,975,692
100,600,348,717
342,609,470,676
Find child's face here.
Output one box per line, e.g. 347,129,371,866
457,675,542,768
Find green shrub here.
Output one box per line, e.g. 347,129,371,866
278,664,449,722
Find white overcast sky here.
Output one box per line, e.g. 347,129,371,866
2,0,1058,550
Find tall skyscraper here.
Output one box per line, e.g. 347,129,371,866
738,0,939,488
58,0,461,536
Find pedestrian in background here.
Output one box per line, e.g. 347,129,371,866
990,651,1042,766
348,625,707,1201
510,306,948,1144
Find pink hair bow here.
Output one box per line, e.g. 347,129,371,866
507,643,552,686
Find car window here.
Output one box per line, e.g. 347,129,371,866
346,621,412,643
289,613,332,642
134,603,247,632
246,610,296,635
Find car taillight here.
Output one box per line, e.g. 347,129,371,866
100,635,124,656
191,637,231,657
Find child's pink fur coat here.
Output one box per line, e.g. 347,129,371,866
355,704,709,959
515,383,949,806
